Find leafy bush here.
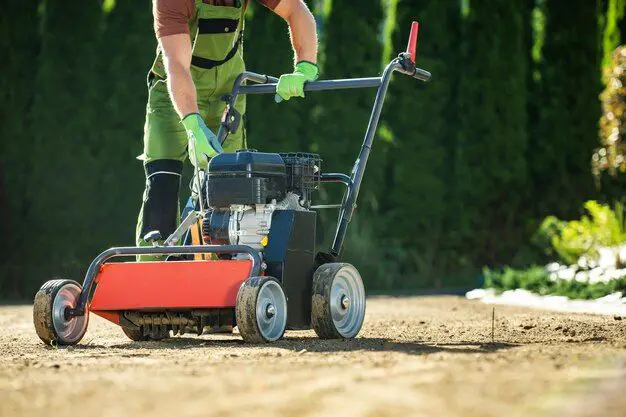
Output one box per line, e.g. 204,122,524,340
594,45,626,180
534,200,626,264
483,266,626,300
483,266,552,294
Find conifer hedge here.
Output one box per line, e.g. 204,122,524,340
0,0,617,297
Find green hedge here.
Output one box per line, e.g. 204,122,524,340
0,0,619,297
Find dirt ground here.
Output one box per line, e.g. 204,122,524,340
1,296,625,417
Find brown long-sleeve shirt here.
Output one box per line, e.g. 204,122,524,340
154,0,281,38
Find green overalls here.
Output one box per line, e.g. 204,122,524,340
136,0,247,249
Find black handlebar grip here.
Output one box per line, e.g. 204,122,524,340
413,68,432,82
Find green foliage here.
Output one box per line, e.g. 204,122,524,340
594,46,626,179
535,200,626,264
0,1,41,296
483,265,626,300
385,0,461,282
310,0,389,280
314,0,385,208
7,0,106,294
381,0,399,65
483,266,552,294
529,0,602,217
531,1,546,67
0,1,621,298
0,0,152,298
340,214,410,290
454,0,531,267
602,0,626,71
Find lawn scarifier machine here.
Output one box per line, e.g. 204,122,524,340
33,22,431,345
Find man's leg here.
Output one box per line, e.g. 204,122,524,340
204,58,247,151
136,78,188,260
200,97,246,152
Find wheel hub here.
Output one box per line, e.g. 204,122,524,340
255,280,287,341
52,284,88,344
329,266,365,338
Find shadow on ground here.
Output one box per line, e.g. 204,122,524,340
68,335,518,357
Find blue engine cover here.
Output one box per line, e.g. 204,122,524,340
206,150,286,207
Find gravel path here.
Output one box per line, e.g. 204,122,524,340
1,296,625,417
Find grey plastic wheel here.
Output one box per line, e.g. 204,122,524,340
33,279,89,345
311,263,366,339
236,277,287,343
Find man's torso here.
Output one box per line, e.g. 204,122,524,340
154,0,280,39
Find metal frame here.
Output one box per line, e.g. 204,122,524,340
216,52,431,257
67,244,262,317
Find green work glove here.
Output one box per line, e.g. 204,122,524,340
181,113,223,169
275,61,319,102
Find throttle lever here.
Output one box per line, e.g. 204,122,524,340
406,21,419,63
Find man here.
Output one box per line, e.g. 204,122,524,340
136,0,319,252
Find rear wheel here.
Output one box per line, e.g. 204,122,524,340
236,277,287,343
311,263,366,339
33,279,89,345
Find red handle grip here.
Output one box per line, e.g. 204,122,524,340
406,21,419,63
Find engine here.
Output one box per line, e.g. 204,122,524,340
201,150,320,251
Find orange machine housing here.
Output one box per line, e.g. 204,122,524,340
89,260,252,324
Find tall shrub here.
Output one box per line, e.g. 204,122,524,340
594,46,626,179
594,1,626,193
0,1,41,296
314,0,386,207
311,1,387,283
529,0,602,217
455,0,530,267
24,0,105,294
603,0,626,71
94,0,155,250
385,0,461,285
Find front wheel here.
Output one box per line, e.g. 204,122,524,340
236,277,287,343
33,279,89,345
311,263,366,339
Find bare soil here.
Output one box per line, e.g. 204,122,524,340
1,296,625,417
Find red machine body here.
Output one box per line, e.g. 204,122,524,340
89,260,252,324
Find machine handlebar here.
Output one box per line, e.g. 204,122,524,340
412,67,432,82
213,20,430,257
238,77,384,95
236,66,431,96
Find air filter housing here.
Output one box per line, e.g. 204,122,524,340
206,150,286,207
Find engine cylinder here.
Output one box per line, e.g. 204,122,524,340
201,210,230,244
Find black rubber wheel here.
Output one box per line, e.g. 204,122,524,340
33,279,89,345
122,326,170,341
311,263,366,339
236,277,287,343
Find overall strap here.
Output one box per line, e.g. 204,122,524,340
190,1,246,70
